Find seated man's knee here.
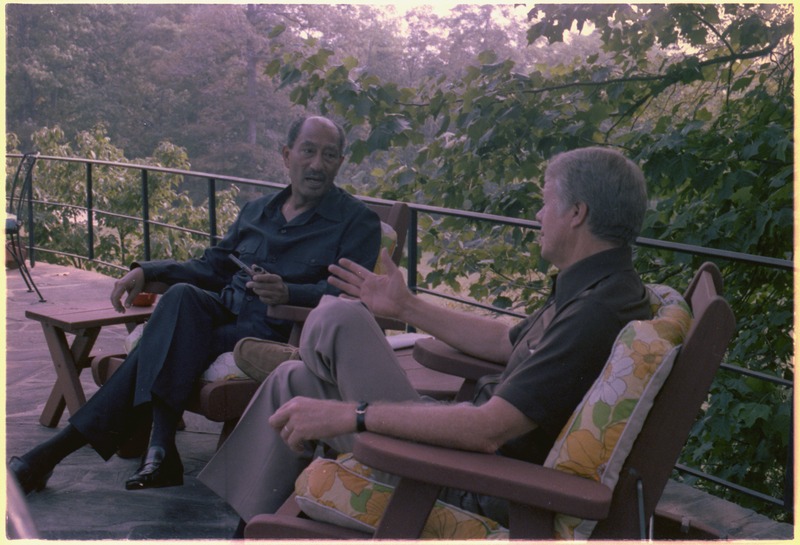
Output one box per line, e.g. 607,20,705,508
306,296,371,332
258,359,313,403
161,282,197,300
158,283,205,308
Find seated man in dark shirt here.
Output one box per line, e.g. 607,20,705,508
9,116,382,494
199,146,651,533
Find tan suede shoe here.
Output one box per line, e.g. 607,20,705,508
233,337,300,382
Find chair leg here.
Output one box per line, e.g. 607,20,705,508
216,418,240,450
17,258,46,302
6,238,32,291
6,235,45,302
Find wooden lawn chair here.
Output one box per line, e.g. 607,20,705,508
244,262,735,540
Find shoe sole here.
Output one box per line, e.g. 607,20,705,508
125,475,184,490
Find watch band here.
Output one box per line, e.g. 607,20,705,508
356,401,369,433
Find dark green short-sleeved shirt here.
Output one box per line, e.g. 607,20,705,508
475,246,651,464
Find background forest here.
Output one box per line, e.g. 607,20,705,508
5,3,794,521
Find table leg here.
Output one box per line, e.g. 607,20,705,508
38,324,100,427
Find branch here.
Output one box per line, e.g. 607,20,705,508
524,39,780,97
691,10,735,56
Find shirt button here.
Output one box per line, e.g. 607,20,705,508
279,228,287,234
246,295,254,301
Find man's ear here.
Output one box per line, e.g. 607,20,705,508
282,145,291,167
570,202,589,227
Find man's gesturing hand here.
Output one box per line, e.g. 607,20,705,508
328,248,412,321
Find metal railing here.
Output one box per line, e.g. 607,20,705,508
7,153,793,515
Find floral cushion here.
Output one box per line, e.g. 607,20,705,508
294,453,509,540
545,283,692,539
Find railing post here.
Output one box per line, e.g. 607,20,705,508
141,169,151,261
208,177,217,246
86,163,94,261
26,167,35,266
406,210,418,333
407,209,418,293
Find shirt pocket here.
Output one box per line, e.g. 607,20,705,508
235,239,264,265
277,249,337,283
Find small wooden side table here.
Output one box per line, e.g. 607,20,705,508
25,305,154,427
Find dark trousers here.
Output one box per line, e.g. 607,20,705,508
69,283,268,460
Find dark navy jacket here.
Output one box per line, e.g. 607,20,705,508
136,185,381,339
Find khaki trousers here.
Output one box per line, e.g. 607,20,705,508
198,295,420,521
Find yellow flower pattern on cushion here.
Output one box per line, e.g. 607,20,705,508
304,461,336,498
337,463,372,496
631,338,672,380
295,454,509,539
545,284,692,540
359,487,392,527
423,508,492,540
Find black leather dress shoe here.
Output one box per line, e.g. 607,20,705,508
125,446,184,490
8,456,53,495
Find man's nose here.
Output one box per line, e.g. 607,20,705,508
309,152,325,170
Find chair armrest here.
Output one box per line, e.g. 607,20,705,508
191,379,261,421
353,433,612,521
267,304,313,322
246,514,371,540
412,337,505,381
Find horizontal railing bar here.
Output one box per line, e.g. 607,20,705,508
33,247,111,267
634,236,793,270
674,463,785,508
9,153,288,190
414,287,527,318
26,199,215,240
142,218,210,238
720,363,793,388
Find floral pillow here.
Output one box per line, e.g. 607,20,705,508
545,284,692,539
294,453,509,540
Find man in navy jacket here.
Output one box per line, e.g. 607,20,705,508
9,116,381,493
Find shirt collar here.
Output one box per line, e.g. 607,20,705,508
551,246,635,308
265,185,346,223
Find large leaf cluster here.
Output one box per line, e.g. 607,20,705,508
262,4,793,518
